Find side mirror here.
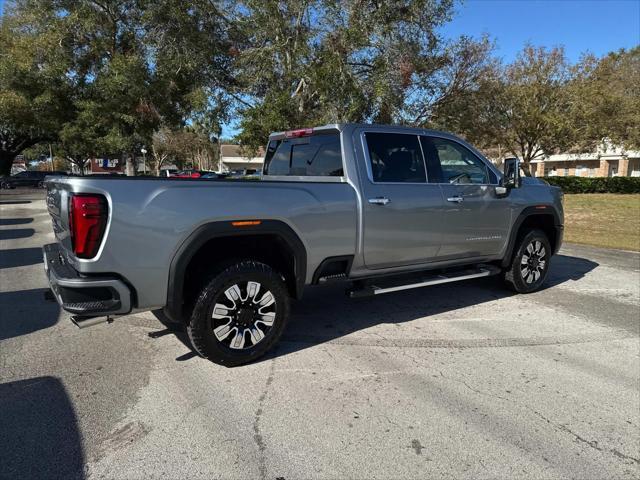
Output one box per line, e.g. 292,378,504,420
502,157,520,189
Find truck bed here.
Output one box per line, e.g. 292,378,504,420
45,176,358,310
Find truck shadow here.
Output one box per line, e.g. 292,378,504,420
0,228,35,240
0,217,34,226
0,200,32,205
0,247,43,269
154,253,598,364
544,253,601,288
0,289,61,341
0,377,85,479
277,253,598,357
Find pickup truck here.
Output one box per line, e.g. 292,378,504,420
43,124,564,366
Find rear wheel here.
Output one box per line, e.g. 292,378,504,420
504,229,551,293
187,260,290,366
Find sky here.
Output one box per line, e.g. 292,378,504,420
442,0,640,62
2,0,638,137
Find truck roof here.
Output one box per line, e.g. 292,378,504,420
268,123,456,141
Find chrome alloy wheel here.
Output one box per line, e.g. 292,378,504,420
211,282,276,350
520,240,547,284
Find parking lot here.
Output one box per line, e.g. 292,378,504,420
1,189,639,480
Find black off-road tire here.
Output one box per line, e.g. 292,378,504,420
504,229,552,293
187,260,290,367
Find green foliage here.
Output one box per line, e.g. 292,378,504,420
233,0,494,150
435,45,575,165
151,127,216,172
0,8,74,174
1,0,638,175
544,176,640,194
569,47,640,152
1,0,232,174
436,45,640,166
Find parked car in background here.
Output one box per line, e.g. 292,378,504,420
171,170,202,178
1,170,68,189
199,172,228,179
244,169,262,179
43,123,564,366
226,169,249,179
161,169,178,177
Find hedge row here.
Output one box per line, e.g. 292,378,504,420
543,176,640,194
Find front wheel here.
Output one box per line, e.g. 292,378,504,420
187,260,290,366
504,229,551,293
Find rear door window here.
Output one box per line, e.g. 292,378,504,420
264,133,343,176
364,133,426,183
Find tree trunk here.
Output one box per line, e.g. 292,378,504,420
0,150,16,176
125,153,136,176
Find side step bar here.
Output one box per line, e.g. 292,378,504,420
347,265,501,298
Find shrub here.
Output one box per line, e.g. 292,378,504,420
543,176,640,194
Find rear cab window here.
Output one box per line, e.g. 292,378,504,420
263,131,343,177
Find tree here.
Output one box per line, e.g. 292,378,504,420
149,127,217,173
232,0,493,150
435,45,577,170
149,128,175,176
34,156,70,172
570,47,640,151
2,0,234,175
0,7,74,175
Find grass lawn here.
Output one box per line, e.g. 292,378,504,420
563,194,640,251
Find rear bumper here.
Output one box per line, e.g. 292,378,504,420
43,243,132,317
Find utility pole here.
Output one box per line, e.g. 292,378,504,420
49,144,54,171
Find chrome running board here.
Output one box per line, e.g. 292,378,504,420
347,265,501,298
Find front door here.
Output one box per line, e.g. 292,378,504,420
420,136,511,259
360,131,444,269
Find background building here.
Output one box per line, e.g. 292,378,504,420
219,145,264,172
10,155,27,174
530,145,640,178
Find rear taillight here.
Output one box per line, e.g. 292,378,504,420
68,194,108,258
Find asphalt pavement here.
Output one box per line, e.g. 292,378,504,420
1,189,639,480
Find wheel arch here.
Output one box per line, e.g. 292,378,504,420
501,206,563,268
165,219,307,322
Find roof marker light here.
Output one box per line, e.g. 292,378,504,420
284,128,314,138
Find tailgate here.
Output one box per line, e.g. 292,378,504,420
45,180,73,252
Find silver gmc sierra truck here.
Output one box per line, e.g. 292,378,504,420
43,124,564,366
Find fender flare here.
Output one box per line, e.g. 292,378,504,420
501,205,563,268
165,219,307,322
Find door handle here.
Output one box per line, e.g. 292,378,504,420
447,196,463,203
368,197,391,205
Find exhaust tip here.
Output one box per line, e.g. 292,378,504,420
71,315,113,329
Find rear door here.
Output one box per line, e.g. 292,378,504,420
420,136,511,259
359,131,444,269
